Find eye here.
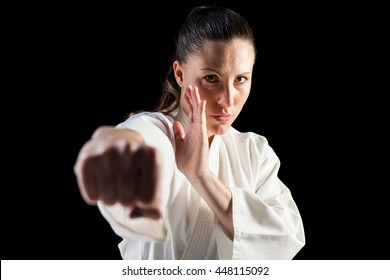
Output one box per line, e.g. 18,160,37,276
235,76,247,84
204,75,218,83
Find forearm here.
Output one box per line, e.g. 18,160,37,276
92,125,145,145
187,171,234,239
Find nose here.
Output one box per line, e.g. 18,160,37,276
217,84,235,107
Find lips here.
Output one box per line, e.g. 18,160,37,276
212,114,232,122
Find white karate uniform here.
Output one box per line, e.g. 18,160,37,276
97,109,305,260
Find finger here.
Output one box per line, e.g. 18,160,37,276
137,147,159,204
75,157,99,205
94,154,118,206
188,84,199,115
185,85,194,122
173,120,185,141
117,161,136,207
192,85,203,123
128,150,162,220
106,147,126,204
118,146,140,206
200,100,207,127
193,85,202,104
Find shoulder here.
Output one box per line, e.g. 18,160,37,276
224,126,270,153
116,111,175,145
117,111,174,136
223,127,281,173
118,111,174,128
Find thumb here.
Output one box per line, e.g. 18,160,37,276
173,120,185,142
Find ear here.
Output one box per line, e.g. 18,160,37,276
173,60,184,87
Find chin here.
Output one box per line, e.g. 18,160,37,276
208,124,230,136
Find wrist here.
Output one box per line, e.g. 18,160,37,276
186,170,214,187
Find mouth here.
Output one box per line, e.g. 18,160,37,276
211,114,232,122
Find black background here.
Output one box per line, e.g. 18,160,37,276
2,1,388,260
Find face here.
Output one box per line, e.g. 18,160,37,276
174,39,255,136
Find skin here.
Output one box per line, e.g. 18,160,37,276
74,38,255,238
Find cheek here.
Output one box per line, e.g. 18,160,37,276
233,89,250,107
199,92,213,103
238,91,250,105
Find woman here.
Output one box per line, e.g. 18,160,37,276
74,6,305,260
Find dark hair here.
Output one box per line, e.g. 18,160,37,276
154,6,256,114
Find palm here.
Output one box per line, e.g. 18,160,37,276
174,85,209,178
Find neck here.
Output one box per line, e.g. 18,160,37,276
208,135,215,147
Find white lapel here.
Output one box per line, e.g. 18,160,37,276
180,135,220,259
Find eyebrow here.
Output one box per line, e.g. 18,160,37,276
200,68,252,76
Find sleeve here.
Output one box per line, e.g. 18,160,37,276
97,113,176,243
215,139,305,260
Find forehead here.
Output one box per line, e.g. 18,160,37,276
188,39,255,70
